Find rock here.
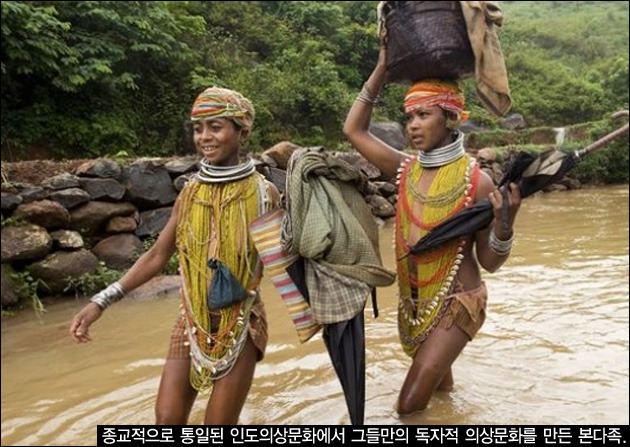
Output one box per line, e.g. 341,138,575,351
337,152,383,181
164,157,199,176
50,230,84,250
121,160,177,209
173,173,195,192
75,159,122,179
136,207,173,238
500,113,526,130
1,264,22,306
105,216,138,233
79,178,125,201
49,188,91,209
372,181,397,198
41,173,80,190
258,154,278,168
19,186,49,203
92,234,144,269
13,200,70,230
476,147,497,163
365,194,395,218
369,122,407,150
460,120,488,133
28,250,100,294
1,224,52,263
364,181,380,196
544,183,568,192
557,177,581,190
1,192,22,213
126,275,181,301
259,166,287,195
70,201,137,235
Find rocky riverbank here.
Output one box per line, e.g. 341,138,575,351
0,139,593,311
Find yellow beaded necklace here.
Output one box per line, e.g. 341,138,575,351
176,174,262,392
396,155,477,357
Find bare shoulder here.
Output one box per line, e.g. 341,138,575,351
475,169,495,201
266,180,281,206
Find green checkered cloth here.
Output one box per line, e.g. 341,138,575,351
284,147,395,323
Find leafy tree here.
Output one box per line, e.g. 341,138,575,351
1,0,628,170
2,1,203,156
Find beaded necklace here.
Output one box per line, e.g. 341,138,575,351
176,172,264,392
395,152,480,357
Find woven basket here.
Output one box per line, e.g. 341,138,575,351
385,1,474,83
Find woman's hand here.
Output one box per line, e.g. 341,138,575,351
69,302,103,343
488,182,521,240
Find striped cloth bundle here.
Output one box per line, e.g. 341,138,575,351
249,209,321,343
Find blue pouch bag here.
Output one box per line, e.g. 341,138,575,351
207,258,247,309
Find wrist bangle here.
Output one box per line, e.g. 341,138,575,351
90,282,126,310
489,227,514,255
356,83,380,105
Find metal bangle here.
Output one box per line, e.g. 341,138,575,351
90,282,126,310
356,83,379,105
489,227,514,256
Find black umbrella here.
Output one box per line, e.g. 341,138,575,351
288,256,369,425
410,110,629,255
322,311,365,425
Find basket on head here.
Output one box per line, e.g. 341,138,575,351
384,1,474,83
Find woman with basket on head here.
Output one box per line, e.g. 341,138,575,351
343,8,520,413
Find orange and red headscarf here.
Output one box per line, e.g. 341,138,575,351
404,79,469,122
190,86,255,132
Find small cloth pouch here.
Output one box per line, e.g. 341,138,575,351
207,258,247,309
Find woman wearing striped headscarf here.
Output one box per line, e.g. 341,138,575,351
70,87,279,424
343,46,521,417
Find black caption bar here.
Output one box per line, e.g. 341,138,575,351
97,426,628,446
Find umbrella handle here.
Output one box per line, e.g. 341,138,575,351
575,110,629,158
500,187,513,237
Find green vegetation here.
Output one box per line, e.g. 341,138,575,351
562,118,629,183
0,216,27,228
1,1,628,169
467,116,630,184
12,270,46,314
500,1,629,126
64,262,124,297
62,238,179,298
3,241,179,312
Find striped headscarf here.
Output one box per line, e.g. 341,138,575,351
190,87,255,132
404,79,469,122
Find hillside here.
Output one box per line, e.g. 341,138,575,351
1,1,628,158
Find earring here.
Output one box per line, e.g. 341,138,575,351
446,118,460,130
